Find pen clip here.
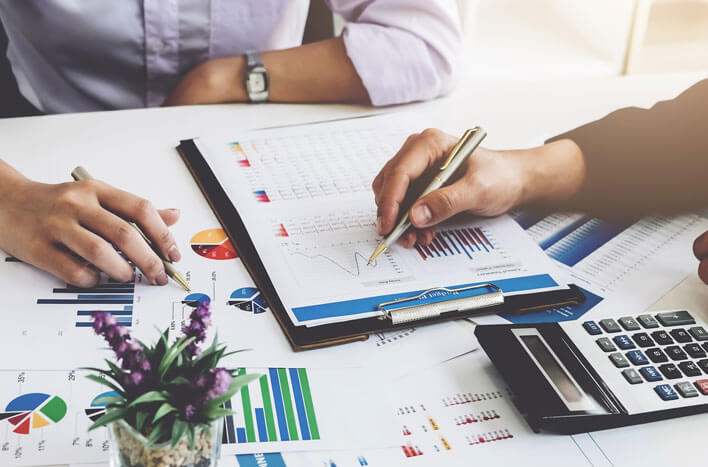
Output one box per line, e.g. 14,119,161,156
439,128,477,171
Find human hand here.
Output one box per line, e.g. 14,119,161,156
163,57,247,106
372,129,585,248
0,164,182,287
694,231,708,284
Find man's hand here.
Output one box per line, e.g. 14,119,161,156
0,163,182,287
694,231,708,284
372,129,586,247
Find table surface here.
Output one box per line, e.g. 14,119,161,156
1,71,707,467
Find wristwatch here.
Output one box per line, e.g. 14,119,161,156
244,51,269,103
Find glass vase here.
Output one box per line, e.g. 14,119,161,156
107,418,222,467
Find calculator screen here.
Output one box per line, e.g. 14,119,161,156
520,335,584,403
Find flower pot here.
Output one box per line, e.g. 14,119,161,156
107,418,222,467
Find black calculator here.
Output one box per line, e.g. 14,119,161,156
475,310,708,434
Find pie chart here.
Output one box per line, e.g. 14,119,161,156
228,287,268,314
85,390,120,422
0,393,67,435
190,229,238,260
182,293,211,308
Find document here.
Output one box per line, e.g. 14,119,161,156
197,114,567,327
474,211,708,325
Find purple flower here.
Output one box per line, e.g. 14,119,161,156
205,368,232,400
181,302,212,358
183,404,198,421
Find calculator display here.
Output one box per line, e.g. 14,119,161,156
520,335,583,403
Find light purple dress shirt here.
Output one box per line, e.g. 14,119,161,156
0,0,461,113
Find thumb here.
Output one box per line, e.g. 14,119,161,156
409,182,474,229
158,208,181,227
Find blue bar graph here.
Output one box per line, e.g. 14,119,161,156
236,427,247,443
544,218,626,267
269,368,290,441
255,408,268,442
288,368,311,441
415,227,494,261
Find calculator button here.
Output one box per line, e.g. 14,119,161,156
674,382,699,398
655,310,695,327
626,350,649,365
658,363,682,379
702,342,708,353
688,326,708,341
665,346,688,361
669,329,692,343
609,353,630,368
596,337,616,352
650,330,674,345
599,319,622,333
646,348,669,363
613,335,636,350
697,359,708,374
654,384,679,400
631,333,654,348
618,317,640,331
639,366,662,382
695,379,708,395
583,321,602,335
683,343,706,359
637,314,660,329
678,361,702,377
622,369,642,384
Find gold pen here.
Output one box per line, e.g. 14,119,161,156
71,166,190,291
368,127,487,264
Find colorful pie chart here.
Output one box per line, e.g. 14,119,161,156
0,393,67,435
228,287,268,314
190,229,238,260
85,390,120,422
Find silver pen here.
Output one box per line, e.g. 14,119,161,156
368,127,487,264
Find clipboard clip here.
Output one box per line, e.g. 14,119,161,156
376,283,505,325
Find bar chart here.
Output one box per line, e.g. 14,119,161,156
36,280,136,328
222,368,320,446
414,227,495,261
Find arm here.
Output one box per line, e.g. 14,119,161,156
0,159,182,287
165,0,461,106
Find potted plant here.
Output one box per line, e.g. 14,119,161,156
86,302,255,467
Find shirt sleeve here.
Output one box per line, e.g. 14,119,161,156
326,0,462,106
547,78,708,218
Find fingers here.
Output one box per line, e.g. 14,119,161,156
94,182,181,263
373,129,458,236
158,208,181,227
80,209,168,285
409,178,474,229
693,231,708,284
59,223,136,283
29,242,100,288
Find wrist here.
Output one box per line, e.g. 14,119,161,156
516,139,586,205
200,56,248,103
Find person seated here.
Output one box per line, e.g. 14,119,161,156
0,0,462,287
372,79,708,284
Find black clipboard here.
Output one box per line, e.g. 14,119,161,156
177,139,586,351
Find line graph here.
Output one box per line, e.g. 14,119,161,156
290,251,377,277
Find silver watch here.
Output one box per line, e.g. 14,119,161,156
244,51,269,103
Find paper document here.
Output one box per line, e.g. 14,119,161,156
198,114,567,326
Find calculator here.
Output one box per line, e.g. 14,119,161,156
475,310,708,434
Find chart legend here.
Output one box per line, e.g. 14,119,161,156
190,229,238,260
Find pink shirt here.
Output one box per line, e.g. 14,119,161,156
0,0,461,113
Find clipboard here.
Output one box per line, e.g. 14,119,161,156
177,138,586,351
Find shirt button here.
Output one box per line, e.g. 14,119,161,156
148,37,165,53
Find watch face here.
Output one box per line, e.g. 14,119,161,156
247,71,266,93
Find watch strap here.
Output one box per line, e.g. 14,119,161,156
246,51,262,68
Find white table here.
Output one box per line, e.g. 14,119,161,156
1,71,707,467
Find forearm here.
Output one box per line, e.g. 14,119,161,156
0,159,29,200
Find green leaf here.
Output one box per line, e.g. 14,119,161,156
127,390,168,408
187,425,196,449
147,420,169,447
85,374,125,397
158,336,195,380
88,407,127,431
201,406,233,419
152,402,177,424
166,376,191,386
135,410,149,432
170,419,188,448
